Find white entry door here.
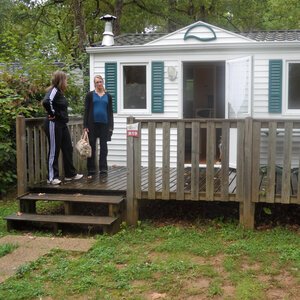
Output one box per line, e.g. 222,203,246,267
225,56,252,168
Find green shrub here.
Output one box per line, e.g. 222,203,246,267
0,77,42,196
0,69,84,196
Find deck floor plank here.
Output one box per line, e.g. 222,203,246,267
30,166,240,196
29,166,279,202
20,193,124,204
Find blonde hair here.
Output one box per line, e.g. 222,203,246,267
94,75,104,85
48,71,67,92
94,75,107,92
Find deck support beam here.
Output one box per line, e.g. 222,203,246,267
16,115,27,198
240,117,255,229
126,117,139,225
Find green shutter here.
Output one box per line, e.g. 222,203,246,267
105,63,117,113
152,61,164,113
269,60,282,113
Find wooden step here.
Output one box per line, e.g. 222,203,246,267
5,213,119,234
18,192,126,218
19,193,124,205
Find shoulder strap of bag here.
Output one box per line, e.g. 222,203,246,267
83,131,89,143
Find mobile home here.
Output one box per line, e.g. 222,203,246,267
86,21,300,168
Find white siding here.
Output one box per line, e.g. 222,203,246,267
252,52,300,119
107,117,127,166
252,53,300,169
105,59,181,167
107,118,179,168
89,35,300,168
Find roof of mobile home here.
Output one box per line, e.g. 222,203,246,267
87,21,300,54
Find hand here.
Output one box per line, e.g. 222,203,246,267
48,115,55,120
84,128,89,133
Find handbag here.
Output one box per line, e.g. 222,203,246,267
76,131,92,159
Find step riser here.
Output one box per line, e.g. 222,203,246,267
6,219,116,235
5,213,120,235
7,191,126,235
20,199,124,217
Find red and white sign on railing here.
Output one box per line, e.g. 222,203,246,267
126,123,139,137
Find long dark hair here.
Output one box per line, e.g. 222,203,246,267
47,71,67,92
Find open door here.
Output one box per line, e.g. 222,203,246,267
225,56,252,168
183,62,225,164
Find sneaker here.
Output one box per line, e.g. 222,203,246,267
65,174,83,181
47,178,61,185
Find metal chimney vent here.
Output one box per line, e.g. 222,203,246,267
100,14,117,46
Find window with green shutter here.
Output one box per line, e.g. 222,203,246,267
287,62,300,110
269,60,282,113
152,61,164,113
105,63,117,113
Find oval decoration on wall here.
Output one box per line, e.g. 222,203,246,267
184,24,217,42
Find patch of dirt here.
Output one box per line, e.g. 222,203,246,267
241,262,261,271
0,234,95,283
144,250,299,300
145,292,167,300
265,288,287,300
221,283,236,299
187,277,210,290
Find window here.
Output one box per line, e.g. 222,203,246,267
123,65,147,110
287,62,300,109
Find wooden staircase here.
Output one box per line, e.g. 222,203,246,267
5,192,126,235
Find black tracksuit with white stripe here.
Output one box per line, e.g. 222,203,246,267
42,87,76,181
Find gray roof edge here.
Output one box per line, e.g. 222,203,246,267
86,41,300,54
91,26,300,47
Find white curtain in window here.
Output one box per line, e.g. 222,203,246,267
226,56,252,118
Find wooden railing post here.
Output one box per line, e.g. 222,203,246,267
126,116,139,225
240,117,255,229
16,115,27,197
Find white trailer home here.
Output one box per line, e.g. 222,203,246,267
86,20,300,168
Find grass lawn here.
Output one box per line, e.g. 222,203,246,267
0,199,299,299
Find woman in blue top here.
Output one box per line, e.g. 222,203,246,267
83,75,114,178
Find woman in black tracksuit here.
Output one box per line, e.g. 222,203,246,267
43,71,82,185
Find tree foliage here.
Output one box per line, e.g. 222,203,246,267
0,0,299,194
0,73,45,197
0,68,83,196
2,0,299,69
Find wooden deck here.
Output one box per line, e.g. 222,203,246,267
29,165,299,202
28,166,237,196
29,166,128,194
15,116,300,230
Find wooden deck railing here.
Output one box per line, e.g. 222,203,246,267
16,116,300,229
126,117,300,228
16,115,86,196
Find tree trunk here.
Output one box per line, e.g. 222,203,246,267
167,0,178,32
72,0,87,52
113,0,124,36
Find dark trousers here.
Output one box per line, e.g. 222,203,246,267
44,120,76,180
87,123,109,175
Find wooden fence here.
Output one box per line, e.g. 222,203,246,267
127,117,300,228
16,116,86,196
